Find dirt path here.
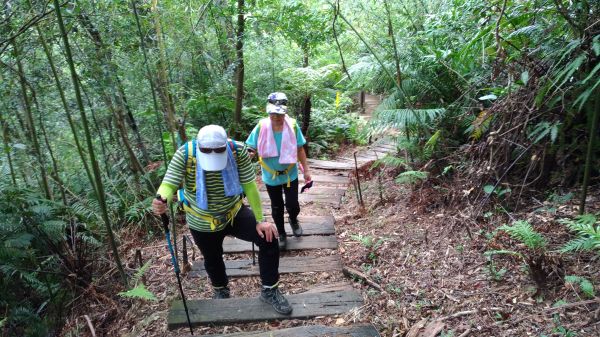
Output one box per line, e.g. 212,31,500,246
360,93,381,121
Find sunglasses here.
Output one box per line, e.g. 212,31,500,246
199,146,227,154
268,99,288,106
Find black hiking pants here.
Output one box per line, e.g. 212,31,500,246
190,205,280,288
265,178,300,236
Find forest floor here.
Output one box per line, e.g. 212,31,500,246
61,141,600,337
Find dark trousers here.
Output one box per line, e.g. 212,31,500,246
190,205,279,288
265,178,300,236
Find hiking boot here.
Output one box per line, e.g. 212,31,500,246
260,287,293,315
278,234,287,250
213,286,230,299
289,217,303,237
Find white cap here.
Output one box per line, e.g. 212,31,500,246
267,103,287,114
197,125,228,171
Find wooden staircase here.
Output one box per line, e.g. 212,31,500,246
167,139,396,336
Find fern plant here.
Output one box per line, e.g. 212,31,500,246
118,259,157,301
395,170,428,185
564,275,595,298
498,220,547,250
560,214,600,253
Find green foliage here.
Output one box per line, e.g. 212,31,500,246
395,170,428,185
498,220,546,250
564,275,595,298
118,259,157,301
560,214,600,253
118,284,157,302
370,154,407,170
485,259,507,282
483,185,512,198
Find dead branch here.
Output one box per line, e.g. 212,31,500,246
342,266,384,292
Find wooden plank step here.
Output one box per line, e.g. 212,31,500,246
223,235,337,253
307,159,355,170
204,324,381,337
167,290,364,329
190,255,342,277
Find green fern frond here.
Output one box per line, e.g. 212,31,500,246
371,108,446,130
40,220,68,242
395,170,428,184
132,259,154,285
559,214,600,253
118,284,157,301
424,130,441,156
498,220,546,249
565,275,595,298
370,155,408,170
4,233,34,249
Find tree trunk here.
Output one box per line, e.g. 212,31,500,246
77,12,145,175
209,2,233,72
53,0,128,286
116,75,151,165
35,21,96,197
301,94,311,157
0,112,17,185
384,0,403,88
232,0,245,138
579,89,599,214
12,40,52,199
79,80,113,178
151,0,179,147
131,0,169,166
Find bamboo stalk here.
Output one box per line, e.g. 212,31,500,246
53,0,128,286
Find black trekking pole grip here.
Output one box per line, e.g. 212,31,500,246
156,195,170,233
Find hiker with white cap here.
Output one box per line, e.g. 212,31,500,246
152,124,293,315
246,92,312,250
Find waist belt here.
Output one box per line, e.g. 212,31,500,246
177,189,243,231
258,157,295,187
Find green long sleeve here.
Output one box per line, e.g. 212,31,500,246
242,181,264,222
156,182,177,202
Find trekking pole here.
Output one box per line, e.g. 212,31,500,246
157,197,194,335
252,242,256,266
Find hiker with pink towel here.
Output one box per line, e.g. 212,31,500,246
246,92,312,250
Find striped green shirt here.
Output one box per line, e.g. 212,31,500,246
157,141,256,232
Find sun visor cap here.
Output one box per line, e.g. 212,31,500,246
267,92,288,106
267,103,287,115
196,125,228,171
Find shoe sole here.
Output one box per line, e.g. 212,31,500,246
259,296,293,315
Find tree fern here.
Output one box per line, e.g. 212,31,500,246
371,108,446,132
498,220,547,249
560,214,600,253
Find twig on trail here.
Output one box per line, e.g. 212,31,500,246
437,307,503,321
342,266,384,292
84,315,96,337
458,327,472,337
542,299,600,313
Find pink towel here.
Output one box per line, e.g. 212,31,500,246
257,116,297,164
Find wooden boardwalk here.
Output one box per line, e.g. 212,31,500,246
167,137,395,336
